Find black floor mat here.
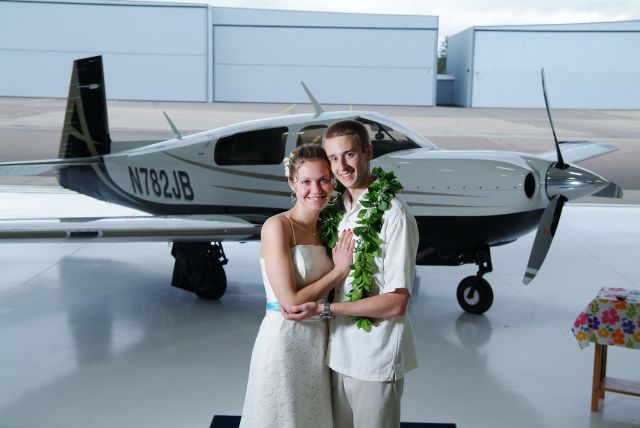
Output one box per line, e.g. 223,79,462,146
210,415,456,428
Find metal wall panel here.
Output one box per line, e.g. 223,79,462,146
0,0,208,101
447,28,474,107
212,11,437,105
212,6,437,29
471,30,640,108
0,2,438,105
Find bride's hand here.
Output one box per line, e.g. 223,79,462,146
282,302,318,321
332,229,355,276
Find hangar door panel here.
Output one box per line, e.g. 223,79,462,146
472,31,640,109
0,2,208,101
214,26,435,105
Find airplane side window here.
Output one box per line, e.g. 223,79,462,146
214,127,288,165
356,118,420,159
296,125,327,146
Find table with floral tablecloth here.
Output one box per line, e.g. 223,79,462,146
571,287,640,411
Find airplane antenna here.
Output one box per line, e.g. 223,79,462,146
540,69,566,169
163,111,183,140
300,81,325,118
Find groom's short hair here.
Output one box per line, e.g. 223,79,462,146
323,120,370,153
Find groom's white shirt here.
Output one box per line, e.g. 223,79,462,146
326,188,419,382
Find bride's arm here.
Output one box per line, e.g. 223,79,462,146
261,216,353,311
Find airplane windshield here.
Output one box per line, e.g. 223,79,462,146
297,125,326,146
294,117,428,157
356,118,421,158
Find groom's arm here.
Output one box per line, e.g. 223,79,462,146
283,288,409,321
332,289,410,318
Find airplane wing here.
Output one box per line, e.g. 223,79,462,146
538,141,618,163
0,215,259,242
0,185,260,242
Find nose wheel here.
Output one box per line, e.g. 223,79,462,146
456,244,494,314
456,276,494,314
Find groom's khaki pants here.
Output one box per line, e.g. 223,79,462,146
331,369,404,428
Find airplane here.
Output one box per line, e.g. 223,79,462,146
0,56,623,314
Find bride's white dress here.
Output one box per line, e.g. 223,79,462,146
239,245,334,428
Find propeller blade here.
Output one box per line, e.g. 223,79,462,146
541,68,566,169
522,194,567,284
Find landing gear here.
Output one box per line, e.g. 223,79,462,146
457,276,494,314
170,242,228,300
456,244,494,314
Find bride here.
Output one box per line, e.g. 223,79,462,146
239,143,354,428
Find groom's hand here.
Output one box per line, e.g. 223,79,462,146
282,302,319,321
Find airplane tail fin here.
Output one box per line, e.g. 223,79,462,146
58,56,111,159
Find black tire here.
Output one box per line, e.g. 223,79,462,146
195,261,227,300
456,276,494,314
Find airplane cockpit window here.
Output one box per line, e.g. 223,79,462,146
296,125,327,146
214,127,288,165
356,118,421,158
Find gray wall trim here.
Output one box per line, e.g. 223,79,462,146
1,0,206,9
475,28,640,34
212,24,437,31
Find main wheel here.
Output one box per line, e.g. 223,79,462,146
456,276,494,314
194,260,227,300
171,242,228,300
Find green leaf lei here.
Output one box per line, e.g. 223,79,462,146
319,166,403,332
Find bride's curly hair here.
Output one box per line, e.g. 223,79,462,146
284,143,331,182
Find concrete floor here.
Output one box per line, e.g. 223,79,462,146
0,187,639,428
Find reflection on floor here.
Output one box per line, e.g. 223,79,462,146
1,198,639,427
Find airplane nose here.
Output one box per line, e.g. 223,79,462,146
545,164,609,201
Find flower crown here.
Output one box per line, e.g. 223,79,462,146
283,151,296,179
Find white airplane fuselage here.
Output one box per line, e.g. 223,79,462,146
58,109,607,263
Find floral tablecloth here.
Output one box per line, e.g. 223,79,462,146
572,287,640,349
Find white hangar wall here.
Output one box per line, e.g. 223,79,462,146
0,1,438,106
0,0,209,102
211,8,438,105
447,21,640,108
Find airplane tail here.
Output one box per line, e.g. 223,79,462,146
58,56,111,159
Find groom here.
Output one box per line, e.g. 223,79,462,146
285,120,419,428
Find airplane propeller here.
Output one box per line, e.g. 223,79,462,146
523,194,566,284
540,69,566,170
522,69,611,284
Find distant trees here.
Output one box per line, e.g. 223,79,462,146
438,39,447,74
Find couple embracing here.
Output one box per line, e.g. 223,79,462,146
240,120,419,428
